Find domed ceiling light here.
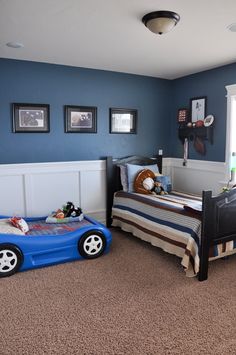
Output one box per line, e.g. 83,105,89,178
142,11,180,35
6,42,24,48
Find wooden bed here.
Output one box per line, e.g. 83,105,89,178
106,154,236,281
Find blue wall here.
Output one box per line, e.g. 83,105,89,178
0,59,172,164
2,58,236,164
171,63,236,162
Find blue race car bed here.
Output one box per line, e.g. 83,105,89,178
0,215,112,278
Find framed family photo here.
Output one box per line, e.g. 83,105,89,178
65,105,97,133
190,96,207,122
109,108,137,134
13,103,50,133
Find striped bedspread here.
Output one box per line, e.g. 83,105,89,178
112,191,236,277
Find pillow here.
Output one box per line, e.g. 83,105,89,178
46,213,84,224
10,217,29,234
155,175,172,193
127,163,159,192
118,165,128,192
0,219,25,235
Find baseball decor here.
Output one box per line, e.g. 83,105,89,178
143,177,155,191
195,120,204,127
178,108,188,124
204,115,214,127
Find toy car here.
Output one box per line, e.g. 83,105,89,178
0,215,112,278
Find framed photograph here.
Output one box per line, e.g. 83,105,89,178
177,108,188,123
190,96,207,122
13,103,50,133
109,108,137,134
65,105,97,133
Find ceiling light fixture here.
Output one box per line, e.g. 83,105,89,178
227,23,236,32
142,10,180,35
6,42,24,48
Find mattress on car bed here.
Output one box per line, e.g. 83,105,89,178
112,191,236,277
27,219,93,236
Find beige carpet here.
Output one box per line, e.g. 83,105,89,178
0,228,236,355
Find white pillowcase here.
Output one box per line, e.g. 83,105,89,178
0,219,25,235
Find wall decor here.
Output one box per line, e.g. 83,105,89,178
109,108,137,134
13,103,50,133
177,108,188,124
65,106,97,133
190,96,206,122
204,114,214,127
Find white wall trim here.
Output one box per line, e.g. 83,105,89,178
0,160,106,224
169,157,226,173
0,157,228,225
0,160,105,175
225,84,236,181
164,157,226,195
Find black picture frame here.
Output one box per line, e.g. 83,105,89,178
190,96,207,122
13,103,50,133
109,108,137,134
65,105,97,133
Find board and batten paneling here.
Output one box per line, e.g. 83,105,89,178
0,160,106,224
0,158,227,225
168,158,227,196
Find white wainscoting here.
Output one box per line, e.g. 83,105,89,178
165,158,227,196
0,158,227,225
0,160,106,224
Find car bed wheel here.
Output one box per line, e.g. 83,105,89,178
0,244,23,278
78,231,106,259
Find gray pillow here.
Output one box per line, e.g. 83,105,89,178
118,165,128,192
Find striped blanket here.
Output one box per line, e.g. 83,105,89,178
112,191,236,277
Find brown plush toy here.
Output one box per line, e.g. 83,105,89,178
154,181,167,195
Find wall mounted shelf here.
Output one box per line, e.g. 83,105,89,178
178,126,213,144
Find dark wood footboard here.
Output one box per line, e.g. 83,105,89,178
199,188,236,281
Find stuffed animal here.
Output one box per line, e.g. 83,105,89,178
154,181,167,195
134,169,168,195
63,202,82,217
54,209,65,219
142,178,167,195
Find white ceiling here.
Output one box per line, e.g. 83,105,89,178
1,0,236,79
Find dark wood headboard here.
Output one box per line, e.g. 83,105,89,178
106,155,162,227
